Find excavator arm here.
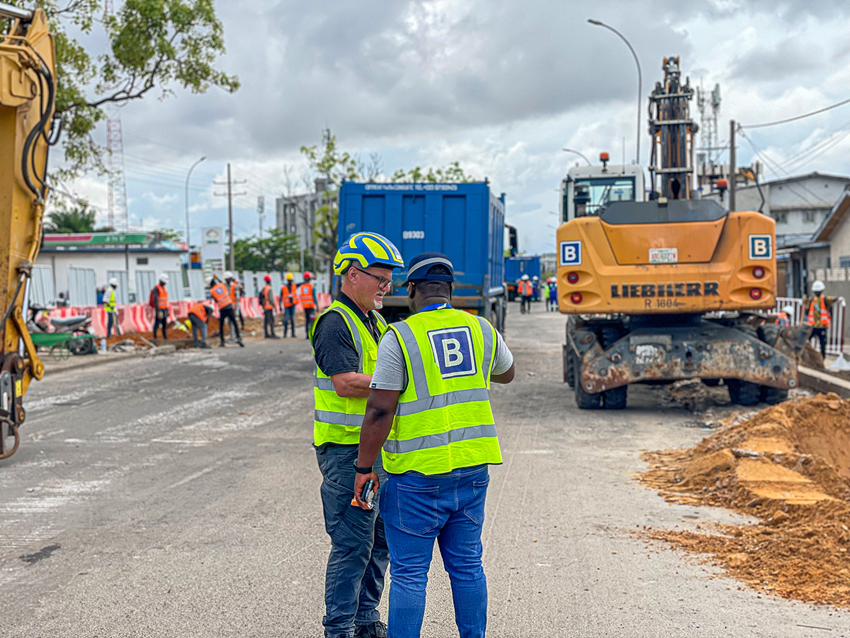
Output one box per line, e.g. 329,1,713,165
0,4,56,460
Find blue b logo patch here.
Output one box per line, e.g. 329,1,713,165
428,327,477,379
749,234,772,260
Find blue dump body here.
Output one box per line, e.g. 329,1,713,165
505,255,542,300
337,182,507,330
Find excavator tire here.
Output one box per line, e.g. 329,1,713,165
564,346,575,388
756,323,789,405
599,326,627,410
574,356,601,409
726,325,762,406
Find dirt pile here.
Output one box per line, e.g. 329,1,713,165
638,393,850,606
801,343,826,370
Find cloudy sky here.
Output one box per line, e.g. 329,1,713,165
60,0,850,255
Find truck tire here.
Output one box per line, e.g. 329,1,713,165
574,356,601,409
564,345,575,387
726,379,760,406
599,325,627,409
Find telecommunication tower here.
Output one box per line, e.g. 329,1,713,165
104,0,129,231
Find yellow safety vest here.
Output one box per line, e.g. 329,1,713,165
383,306,502,475
104,288,117,313
311,300,388,446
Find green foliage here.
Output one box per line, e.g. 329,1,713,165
390,162,474,183
44,199,109,232
227,228,299,273
15,0,239,179
152,228,183,242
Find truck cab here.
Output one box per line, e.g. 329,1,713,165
559,155,645,223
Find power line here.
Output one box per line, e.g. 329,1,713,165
741,96,850,129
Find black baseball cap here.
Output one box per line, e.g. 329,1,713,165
405,252,454,284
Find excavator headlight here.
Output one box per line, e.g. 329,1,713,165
570,292,583,304
753,266,765,279
749,288,762,300
567,272,579,284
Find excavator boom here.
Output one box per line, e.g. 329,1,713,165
0,5,56,459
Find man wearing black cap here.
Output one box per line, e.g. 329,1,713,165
352,252,515,638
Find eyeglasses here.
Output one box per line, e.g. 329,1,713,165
353,267,392,290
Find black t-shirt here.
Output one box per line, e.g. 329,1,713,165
313,292,381,377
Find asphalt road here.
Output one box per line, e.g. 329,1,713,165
2,305,848,637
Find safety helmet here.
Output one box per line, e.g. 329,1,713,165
285,272,294,281
224,270,234,280
303,271,313,280
158,273,169,283
333,232,403,275
521,274,530,281
812,280,825,293
782,305,795,315
109,277,118,287
264,274,272,283
532,276,539,281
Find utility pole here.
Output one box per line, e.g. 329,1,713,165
729,120,736,212
214,163,247,272
257,196,265,239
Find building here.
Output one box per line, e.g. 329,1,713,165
34,233,187,306
540,252,557,276
275,178,330,271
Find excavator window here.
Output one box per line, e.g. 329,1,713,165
572,177,635,219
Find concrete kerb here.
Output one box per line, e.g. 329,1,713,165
797,365,850,398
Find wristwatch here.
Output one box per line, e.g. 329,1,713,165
353,462,373,474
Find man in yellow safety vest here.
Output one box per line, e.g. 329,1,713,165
354,252,515,638
311,231,404,638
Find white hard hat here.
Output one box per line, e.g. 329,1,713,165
532,276,539,281
109,277,118,287
224,270,234,280
521,274,530,281
158,273,169,283
782,305,795,315
812,280,825,293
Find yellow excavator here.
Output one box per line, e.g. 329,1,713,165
0,4,55,458
557,56,810,409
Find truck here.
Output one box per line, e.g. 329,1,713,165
504,255,542,301
557,56,810,410
337,181,508,332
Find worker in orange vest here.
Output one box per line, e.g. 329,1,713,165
188,301,214,349
517,274,533,314
804,280,837,357
210,273,244,348
260,274,279,339
151,273,170,340
300,271,318,339
280,272,298,338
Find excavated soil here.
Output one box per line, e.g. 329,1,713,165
638,393,850,606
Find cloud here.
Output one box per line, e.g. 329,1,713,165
730,38,822,82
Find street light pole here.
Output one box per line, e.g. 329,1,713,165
562,148,592,166
588,19,642,166
185,156,206,250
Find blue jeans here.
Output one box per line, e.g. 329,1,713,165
380,465,489,638
316,444,389,638
283,306,296,336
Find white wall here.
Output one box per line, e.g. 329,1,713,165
36,250,184,304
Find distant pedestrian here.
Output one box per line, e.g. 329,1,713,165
532,275,540,301
260,274,278,338
300,271,317,339
104,278,121,338
541,277,551,310
777,305,795,328
225,271,243,340
210,273,244,348
188,301,213,349
548,278,558,312
151,274,169,340
518,274,533,314
280,272,297,338
804,280,837,357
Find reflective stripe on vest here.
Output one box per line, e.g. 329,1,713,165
155,284,169,309
210,282,233,309
311,301,388,446
806,298,831,327
281,283,297,308
104,288,116,313
518,281,532,296
382,308,501,475
300,283,316,309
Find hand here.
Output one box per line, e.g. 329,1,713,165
354,471,380,510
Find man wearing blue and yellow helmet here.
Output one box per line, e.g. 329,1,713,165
310,231,403,638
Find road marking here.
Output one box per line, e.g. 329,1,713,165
167,466,214,490
150,439,210,446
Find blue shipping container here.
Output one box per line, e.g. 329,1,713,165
505,256,542,301
337,182,507,331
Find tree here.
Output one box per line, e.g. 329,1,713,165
227,228,299,273
391,162,474,183
152,228,183,243
44,200,109,232
300,133,359,282
23,0,239,179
